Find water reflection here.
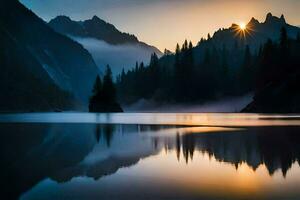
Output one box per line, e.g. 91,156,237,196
166,127,300,177
1,120,300,199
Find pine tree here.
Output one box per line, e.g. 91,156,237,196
181,40,188,52
174,43,183,99
121,68,126,82
150,53,159,67
135,62,139,72
207,33,211,40
92,75,102,97
188,41,193,49
139,62,145,70
102,65,116,103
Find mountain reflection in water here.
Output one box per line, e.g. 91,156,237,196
1,114,300,199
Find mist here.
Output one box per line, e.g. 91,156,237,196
71,37,157,76
124,94,253,113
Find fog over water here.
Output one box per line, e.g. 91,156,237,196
125,94,253,113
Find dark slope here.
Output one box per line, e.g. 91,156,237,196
242,74,300,113
0,0,99,106
242,35,300,113
0,27,73,112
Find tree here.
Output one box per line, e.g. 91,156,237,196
139,62,145,70
188,41,193,49
135,62,139,72
92,75,102,98
207,33,211,40
174,43,184,99
90,65,123,112
102,65,116,103
182,39,188,52
121,68,126,82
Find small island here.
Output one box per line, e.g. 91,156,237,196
89,65,123,113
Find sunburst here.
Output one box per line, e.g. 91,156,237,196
239,22,247,30
232,21,254,40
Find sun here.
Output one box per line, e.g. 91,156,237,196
233,21,252,39
239,22,247,30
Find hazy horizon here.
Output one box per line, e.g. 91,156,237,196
21,0,300,51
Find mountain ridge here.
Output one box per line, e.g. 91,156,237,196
208,13,299,51
48,15,162,75
116,13,300,113
49,15,162,54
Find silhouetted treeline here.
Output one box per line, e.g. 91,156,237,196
117,28,300,106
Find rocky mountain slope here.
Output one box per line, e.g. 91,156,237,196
0,0,100,111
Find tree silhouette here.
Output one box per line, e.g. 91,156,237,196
102,65,114,102
91,75,102,99
89,65,123,112
207,33,211,40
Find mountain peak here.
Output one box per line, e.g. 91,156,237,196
280,14,286,23
265,12,286,24
248,17,260,26
51,15,72,23
92,15,101,22
266,12,273,21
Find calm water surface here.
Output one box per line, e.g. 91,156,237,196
1,113,300,200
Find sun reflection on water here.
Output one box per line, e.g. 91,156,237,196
130,150,300,199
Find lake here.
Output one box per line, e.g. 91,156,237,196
1,113,300,200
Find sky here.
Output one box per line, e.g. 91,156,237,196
21,0,300,51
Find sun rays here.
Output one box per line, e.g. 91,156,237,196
239,22,247,30
232,21,255,40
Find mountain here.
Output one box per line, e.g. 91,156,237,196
191,13,300,64
49,15,141,45
0,0,99,111
116,13,300,110
205,13,299,49
48,15,162,75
